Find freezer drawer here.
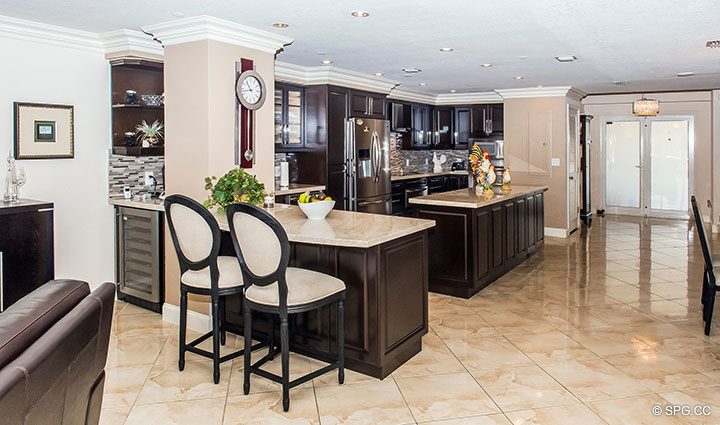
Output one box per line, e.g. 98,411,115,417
356,195,392,215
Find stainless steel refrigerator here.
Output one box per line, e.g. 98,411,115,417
344,117,392,214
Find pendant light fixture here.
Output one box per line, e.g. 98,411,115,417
633,95,659,116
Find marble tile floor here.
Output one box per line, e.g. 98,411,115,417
101,215,720,425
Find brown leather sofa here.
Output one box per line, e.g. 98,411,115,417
0,280,114,425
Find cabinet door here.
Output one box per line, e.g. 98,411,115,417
528,109,552,177
489,103,504,136
455,107,470,149
424,106,434,146
490,204,504,268
369,95,386,118
527,194,537,249
411,104,423,147
475,209,491,280
505,201,516,262
285,87,304,145
274,88,284,144
535,193,545,242
350,92,369,116
435,108,453,148
470,105,485,135
516,197,526,255
0,209,54,311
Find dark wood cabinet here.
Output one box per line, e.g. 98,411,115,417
411,103,434,148
349,90,386,119
274,83,305,150
434,107,454,149
110,58,164,157
455,107,471,150
470,103,504,138
0,201,54,311
223,231,429,379
415,190,545,298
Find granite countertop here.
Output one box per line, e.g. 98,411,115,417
391,170,468,181
409,185,549,209
275,184,326,196
109,197,165,212
0,199,53,215
216,204,435,248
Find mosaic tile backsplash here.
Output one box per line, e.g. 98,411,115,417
109,153,164,197
390,133,467,175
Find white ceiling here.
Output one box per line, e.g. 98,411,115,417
2,0,719,94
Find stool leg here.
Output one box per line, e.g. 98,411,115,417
268,315,275,357
211,295,221,384
178,289,187,372
243,303,252,395
337,297,345,385
280,314,290,412
219,297,227,346
706,291,716,336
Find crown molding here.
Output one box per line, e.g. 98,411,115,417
435,91,503,105
495,86,573,99
143,15,293,54
100,29,163,56
386,88,437,104
275,62,398,93
0,14,103,52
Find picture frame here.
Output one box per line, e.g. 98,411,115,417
14,102,74,159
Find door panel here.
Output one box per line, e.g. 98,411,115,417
605,121,641,209
649,120,689,213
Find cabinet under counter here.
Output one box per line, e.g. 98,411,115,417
410,186,547,298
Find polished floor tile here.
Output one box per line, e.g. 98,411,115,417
102,215,720,424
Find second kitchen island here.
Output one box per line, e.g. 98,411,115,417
216,205,435,379
410,186,548,298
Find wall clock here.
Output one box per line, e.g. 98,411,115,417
235,59,266,168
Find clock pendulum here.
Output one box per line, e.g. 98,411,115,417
235,58,267,168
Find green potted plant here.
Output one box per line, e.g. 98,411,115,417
203,167,266,212
136,120,164,147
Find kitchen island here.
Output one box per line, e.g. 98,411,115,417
410,185,548,298
215,204,435,379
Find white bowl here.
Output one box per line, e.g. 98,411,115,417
298,200,335,219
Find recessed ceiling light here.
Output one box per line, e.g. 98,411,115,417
555,55,577,62
373,72,384,76
402,74,414,78
439,47,454,52
450,89,457,93
536,85,544,88
677,71,694,77
612,81,629,85
172,12,185,18
419,83,427,86
321,60,333,65
316,51,327,55
706,40,720,48
519,55,528,60
481,63,493,68
514,76,524,80
272,22,289,28
402,68,421,73
351,11,370,17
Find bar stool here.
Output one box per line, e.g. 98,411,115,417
164,195,263,383
691,196,718,335
226,202,346,412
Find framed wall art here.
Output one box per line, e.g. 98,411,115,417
14,102,74,159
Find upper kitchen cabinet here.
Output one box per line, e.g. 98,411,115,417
349,90,386,119
275,83,305,150
455,107,471,150
411,103,434,148
433,107,454,149
470,103,504,138
110,58,164,156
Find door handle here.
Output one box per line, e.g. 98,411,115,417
569,176,574,180
482,109,486,133
358,199,385,206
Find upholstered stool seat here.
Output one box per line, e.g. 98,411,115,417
181,256,243,289
244,267,344,307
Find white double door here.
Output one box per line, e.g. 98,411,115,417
604,117,692,218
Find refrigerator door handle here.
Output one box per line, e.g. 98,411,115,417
358,199,385,206
371,131,381,183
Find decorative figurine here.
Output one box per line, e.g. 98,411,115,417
125,90,138,104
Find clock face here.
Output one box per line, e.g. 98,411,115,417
236,70,266,110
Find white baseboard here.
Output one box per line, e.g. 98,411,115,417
544,227,568,238
162,303,211,333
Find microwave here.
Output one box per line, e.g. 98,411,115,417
471,139,504,160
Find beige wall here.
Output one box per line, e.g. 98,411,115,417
582,92,713,222
504,96,569,232
163,39,276,311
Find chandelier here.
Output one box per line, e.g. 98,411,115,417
633,96,659,116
